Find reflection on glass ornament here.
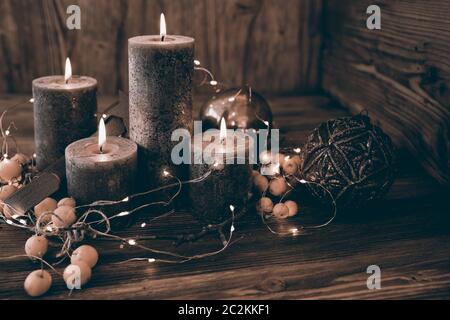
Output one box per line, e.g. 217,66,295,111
199,86,273,132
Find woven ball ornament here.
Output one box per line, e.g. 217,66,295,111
301,115,396,208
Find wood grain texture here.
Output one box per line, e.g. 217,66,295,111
322,0,450,185
0,0,323,95
0,94,448,300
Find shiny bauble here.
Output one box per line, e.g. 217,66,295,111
199,86,273,131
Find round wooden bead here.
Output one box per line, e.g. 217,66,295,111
269,177,288,196
0,159,22,182
34,198,57,223
58,197,76,208
25,235,49,259
282,157,299,176
272,203,290,219
52,206,77,229
253,172,269,193
0,185,18,214
258,197,274,214
12,153,30,165
63,261,92,288
71,245,98,268
24,270,52,297
285,200,299,217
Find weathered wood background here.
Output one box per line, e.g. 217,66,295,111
0,0,323,95
322,0,450,185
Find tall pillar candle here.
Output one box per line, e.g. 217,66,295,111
129,26,194,186
33,59,97,170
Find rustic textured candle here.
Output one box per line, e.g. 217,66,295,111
129,34,194,186
189,129,253,224
65,137,137,205
33,74,97,170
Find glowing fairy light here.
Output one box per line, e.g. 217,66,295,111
210,80,218,86
102,114,108,119
29,98,34,103
229,205,235,212
5,130,10,136
128,239,137,246
230,225,235,232
294,148,301,154
148,258,156,263
64,58,72,84
228,97,236,102
300,179,307,184
6,220,13,225
284,156,291,162
163,169,170,177
122,197,130,202
141,223,147,228
117,211,130,217
194,60,201,66
291,228,299,236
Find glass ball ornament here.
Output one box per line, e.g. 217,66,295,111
199,86,273,131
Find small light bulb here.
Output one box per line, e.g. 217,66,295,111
229,205,235,212
148,258,156,263
194,60,201,66
300,179,307,184
5,130,10,136
102,114,108,119
117,211,130,217
128,239,137,246
141,223,147,228
210,80,218,86
122,197,130,202
291,228,299,236
228,97,236,102
29,98,34,103
294,148,301,154
230,225,235,232
163,170,170,177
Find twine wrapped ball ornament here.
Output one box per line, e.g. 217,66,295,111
199,86,273,131
301,115,396,208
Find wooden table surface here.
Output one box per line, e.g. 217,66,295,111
0,94,448,300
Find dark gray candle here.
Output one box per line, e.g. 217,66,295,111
129,34,194,186
65,135,138,205
33,64,97,171
190,129,252,224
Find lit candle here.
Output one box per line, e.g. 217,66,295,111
33,58,97,170
129,13,194,188
65,119,138,205
189,119,253,223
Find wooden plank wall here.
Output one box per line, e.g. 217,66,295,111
0,0,323,95
322,0,450,184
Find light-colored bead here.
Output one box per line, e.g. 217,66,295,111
58,197,76,208
258,197,274,214
0,159,22,182
71,245,98,268
25,235,49,259
0,185,18,214
269,177,288,196
253,173,269,193
12,153,30,165
63,261,92,288
24,270,52,297
52,206,77,229
282,157,299,175
272,203,290,219
34,198,57,223
285,200,299,217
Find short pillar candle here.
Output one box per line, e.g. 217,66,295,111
65,121,138,205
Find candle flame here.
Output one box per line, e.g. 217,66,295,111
220,118,227,142
64,58,72,83
98,118,106,152
160,13,167,41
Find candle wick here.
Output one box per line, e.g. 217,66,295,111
100,145,103,154
161,35,165,42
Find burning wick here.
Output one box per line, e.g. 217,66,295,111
160,13,166,42
98,118,106,154
220,118,227,145
64,58,72,84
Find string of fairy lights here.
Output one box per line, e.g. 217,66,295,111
0,61,338,291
